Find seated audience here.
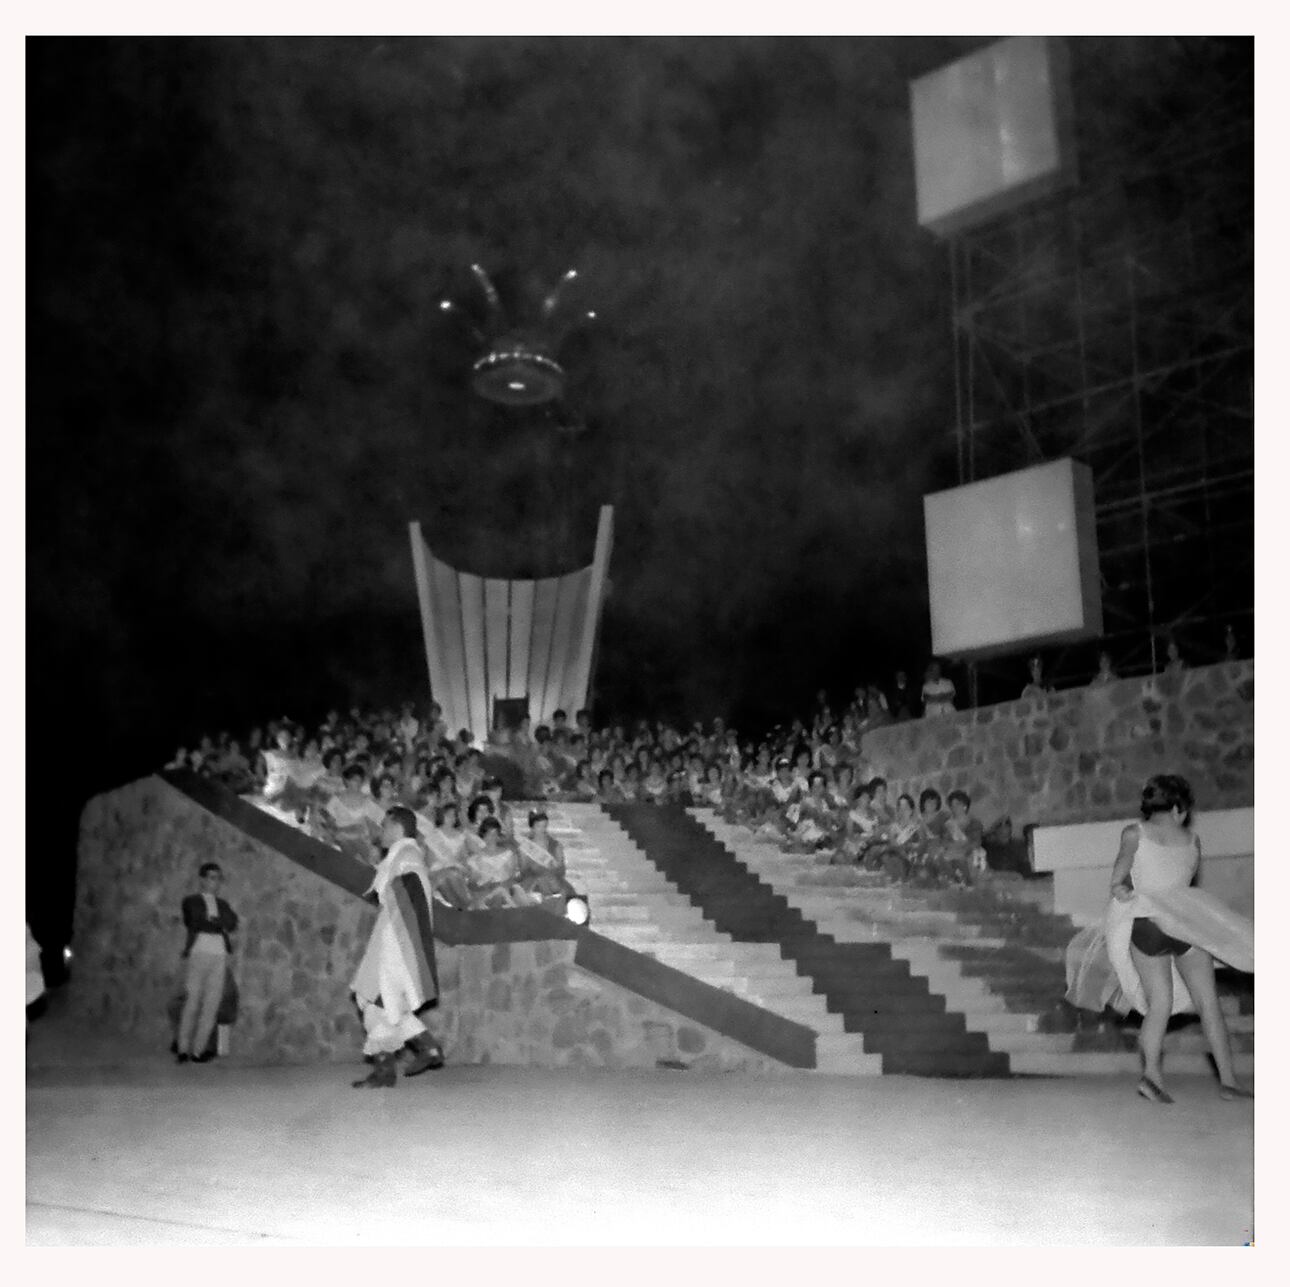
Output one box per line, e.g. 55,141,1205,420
166,677,1020,909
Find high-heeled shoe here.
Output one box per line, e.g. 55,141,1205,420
1219,1082,1254,1100
1137,1076,1174,1104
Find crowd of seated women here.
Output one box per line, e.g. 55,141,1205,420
162,677,991,907
163,701,576,912
485,688,990,888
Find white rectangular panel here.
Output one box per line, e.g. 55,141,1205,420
553,568,591,717
409,523,448,712
457,573,488,745
1032,808,1255,873
911,36,1075,235
428,556,469,741
508,579,534,701
528,577,561,724
483,578,510,716
923,457,1102,659
428,559,466,741
566,505,614,718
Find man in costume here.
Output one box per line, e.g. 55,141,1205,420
350,805,446,1088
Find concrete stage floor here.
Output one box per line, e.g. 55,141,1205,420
26,1005,1253,1246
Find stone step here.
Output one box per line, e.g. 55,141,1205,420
634,950,740,975
802,920,1011,950
582,808,1252,1079
575,880,681,895
799,911,981,939
1009,1050,1255,1077
769,1005,847,1034
582,896,696,914
696,812,1261,1068
988,1029,1255,1056
596,923,666,944
645,941,792,963
694,973,820,999
790,894,963,921
959,1010,1041,1035
597,908,721,936
812,1033,885,1075
587,902,655,923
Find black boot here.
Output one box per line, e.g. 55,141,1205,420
351,1052,398,1088
400,1033,445,1077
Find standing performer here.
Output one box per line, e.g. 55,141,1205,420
176,863,238,1064
350,806,445,1089
1065,774,1253,1104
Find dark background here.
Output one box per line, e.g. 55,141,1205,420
27,36,1251,967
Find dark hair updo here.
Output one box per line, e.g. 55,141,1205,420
384,805,418,839
1140,774,1194,827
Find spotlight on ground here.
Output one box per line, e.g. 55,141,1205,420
564,895,591,927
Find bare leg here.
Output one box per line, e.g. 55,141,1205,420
1175,947,1249,1095
1130,944,1173,1092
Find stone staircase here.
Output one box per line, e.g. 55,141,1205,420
693,809,1254,1077
596,804,1010,1076
542,803,882,1074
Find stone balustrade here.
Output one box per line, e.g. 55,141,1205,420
860,660,1253,830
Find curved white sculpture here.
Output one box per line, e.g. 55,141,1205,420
409,506,614,741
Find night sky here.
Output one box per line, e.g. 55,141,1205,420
26,35,1248,955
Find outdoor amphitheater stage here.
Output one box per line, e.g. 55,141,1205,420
26,1001,1253,1246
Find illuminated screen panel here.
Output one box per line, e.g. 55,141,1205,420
910,35,1075,236
924,457,1102,659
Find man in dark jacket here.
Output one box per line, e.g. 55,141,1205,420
887,670,918,721
176,862,238,1064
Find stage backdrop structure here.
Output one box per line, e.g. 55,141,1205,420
924,457,1102,660
911,38,1251,683
910,34,1076,237
409,505,614,740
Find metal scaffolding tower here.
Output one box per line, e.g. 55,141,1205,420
946,39,1252,698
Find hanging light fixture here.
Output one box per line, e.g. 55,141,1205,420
440,265,594,407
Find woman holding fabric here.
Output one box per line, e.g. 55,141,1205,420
1066,774,1253,1104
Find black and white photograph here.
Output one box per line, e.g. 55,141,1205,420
23,12,1262,1249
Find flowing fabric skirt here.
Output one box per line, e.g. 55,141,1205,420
1066,887,1254,1017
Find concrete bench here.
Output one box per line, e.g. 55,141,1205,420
1031,807,1252,926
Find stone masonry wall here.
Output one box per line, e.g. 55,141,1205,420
434,940,786,1073
72,776,378,1062
71,776,785,1072
859,660,1253,830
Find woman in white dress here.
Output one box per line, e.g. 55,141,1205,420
920,660,957,717
1066,774,1253,1104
